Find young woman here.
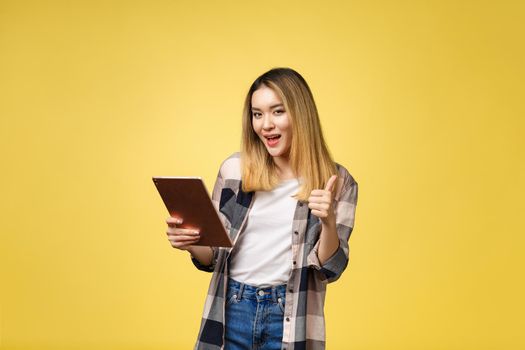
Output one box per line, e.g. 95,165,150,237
166,67,359,350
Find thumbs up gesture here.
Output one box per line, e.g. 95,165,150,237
308,175,338,225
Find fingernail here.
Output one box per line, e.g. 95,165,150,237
193,230,200,234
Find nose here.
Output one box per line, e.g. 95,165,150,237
262,114,274,130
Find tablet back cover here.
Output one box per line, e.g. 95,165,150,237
153,177,232,247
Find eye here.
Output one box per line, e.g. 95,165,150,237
274,109,284,115
252,112,261,118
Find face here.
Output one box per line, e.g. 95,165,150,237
251,86,292,159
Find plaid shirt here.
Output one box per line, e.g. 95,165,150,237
191,152,358,350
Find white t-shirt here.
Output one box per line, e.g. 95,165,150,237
228,178,300,286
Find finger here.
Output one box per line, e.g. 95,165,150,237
172,240,198,249
308,194,331,203
310,209,327,218
308,193,330,202
166,228,200,236
166,217,183,226
168,237,201,246
308,202,329,211
324,175,338,192
310,189,329,197
167,216,183,224
168,235,201,242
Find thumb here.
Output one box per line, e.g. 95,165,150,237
324,175,338,192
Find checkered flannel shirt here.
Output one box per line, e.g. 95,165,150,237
191,152,358,350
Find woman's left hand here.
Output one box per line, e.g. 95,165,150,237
308,175,338,226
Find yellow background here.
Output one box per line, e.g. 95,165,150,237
1,0,524,349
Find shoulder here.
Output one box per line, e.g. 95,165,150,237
218,151,242,180
334,162,358,200
335,162,357,185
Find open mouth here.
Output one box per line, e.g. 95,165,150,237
265,135,281,146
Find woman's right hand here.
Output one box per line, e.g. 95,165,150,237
166,216,200,251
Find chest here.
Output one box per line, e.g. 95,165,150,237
219,183,322,249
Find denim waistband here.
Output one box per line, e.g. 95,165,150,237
227,278,286,303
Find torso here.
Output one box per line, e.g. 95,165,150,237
228,178,300,286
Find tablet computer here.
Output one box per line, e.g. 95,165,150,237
152,176,232,247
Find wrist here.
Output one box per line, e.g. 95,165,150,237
321,216,336,230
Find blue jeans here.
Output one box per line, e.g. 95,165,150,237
224,278,286,350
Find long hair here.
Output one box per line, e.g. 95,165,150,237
240,67,337,202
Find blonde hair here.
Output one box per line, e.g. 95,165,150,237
240,67,337,201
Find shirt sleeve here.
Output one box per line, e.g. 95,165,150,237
307,173,359,283
190,167,225,272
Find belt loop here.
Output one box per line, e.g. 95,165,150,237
278,284,285,301
237,282,245,301
271,286,277,303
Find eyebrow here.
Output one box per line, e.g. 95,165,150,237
251,103,284,111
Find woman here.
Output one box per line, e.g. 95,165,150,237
166,67,359,350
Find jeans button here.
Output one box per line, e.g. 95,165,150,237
278,297,282,303
258,290,265,296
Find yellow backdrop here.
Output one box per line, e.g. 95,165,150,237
1,0,523,349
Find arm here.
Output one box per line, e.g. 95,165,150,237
317,220,339,265
189,166,226,272
188,246,214,267
307,175,359,283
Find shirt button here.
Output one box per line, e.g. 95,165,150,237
293,261,296,265
299,202,303,207
294,230,298,235
286,317,290,321
258,290,265,296
288,288,293,293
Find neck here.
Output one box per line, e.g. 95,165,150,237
273,155,295,180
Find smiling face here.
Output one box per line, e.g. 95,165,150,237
251,85,292,160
